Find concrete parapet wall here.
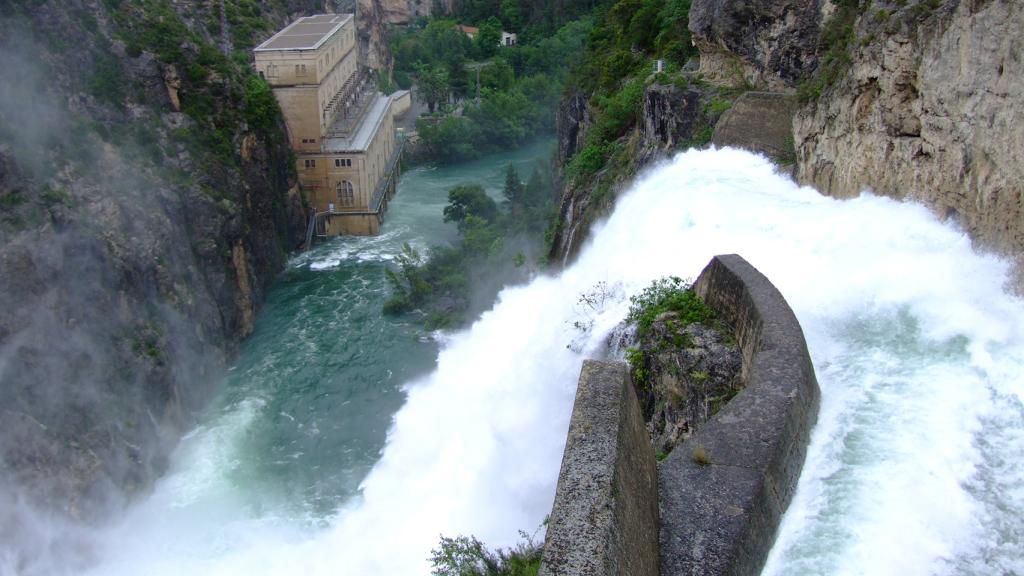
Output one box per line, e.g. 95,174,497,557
392,90,412,118
540,255,818,576
659,254,820,575
539,361,659,576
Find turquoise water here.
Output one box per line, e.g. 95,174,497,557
210,139,557,518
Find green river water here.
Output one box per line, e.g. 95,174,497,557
213,139,556,519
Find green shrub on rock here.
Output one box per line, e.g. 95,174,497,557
626,276,716,340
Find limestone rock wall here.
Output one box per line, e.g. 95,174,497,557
0,0,307,517
377,0,440,23
794,0,1024,282
549,83,712,265
355,0,393,70
689,0,1024,282
689,0,825,90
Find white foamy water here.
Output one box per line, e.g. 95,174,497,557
72,148,1022,575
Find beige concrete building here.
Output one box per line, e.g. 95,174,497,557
255,14,407,237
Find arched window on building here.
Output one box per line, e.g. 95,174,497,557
337,180,355,207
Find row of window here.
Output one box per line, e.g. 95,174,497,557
302,138,317,144
302,158,355,169
303,181,358,209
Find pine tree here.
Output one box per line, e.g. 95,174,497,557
503,163,523,206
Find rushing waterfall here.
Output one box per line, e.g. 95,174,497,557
78,147,1021,576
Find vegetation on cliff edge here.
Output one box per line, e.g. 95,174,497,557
389,16,590,164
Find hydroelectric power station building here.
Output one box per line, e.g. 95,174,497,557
254,14,409,236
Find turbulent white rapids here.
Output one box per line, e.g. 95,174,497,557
81,148,1022,575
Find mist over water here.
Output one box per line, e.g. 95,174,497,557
25,146,1023,575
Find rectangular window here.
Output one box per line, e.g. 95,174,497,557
304,159,316,168
334,158,352,168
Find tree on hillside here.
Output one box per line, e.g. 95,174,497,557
417,63,451,113
480,58,515,92
446,57,472,102
443,184,499,230
423,19,474,62
475,17,503,59
500,0,523,31
503,164,524,215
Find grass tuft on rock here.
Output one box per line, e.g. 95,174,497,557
692,444,711,467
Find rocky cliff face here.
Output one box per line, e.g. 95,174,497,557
688,0,1024,283
375,0,443,23
794,0,1024,282
354,0,393,70
689,0,824,90
553,0,1023,285
549,82,719,263
0,0,315,517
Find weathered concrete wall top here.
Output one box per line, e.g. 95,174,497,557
539,361,659,576
659,254,820,576
540,255,818,576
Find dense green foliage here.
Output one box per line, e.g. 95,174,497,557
560,0,698,180
448,0,601,40
624,276,718,400
384,163,556,327
626,276,716,341
391,18,590,164
444,185,500,229
84,0,290,175
430,533,542,576
571,0,695,93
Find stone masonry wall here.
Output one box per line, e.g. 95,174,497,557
539,360,659,576
540,255,819,575
659,254,820,575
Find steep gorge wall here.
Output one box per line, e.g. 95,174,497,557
689,0,1024,284
552,0,1023,287
794,0,1024,282
0,0,356,516
550,84,716,264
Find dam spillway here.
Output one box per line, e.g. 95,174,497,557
75,147,1024,576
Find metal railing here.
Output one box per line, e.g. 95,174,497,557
304,210,317,249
